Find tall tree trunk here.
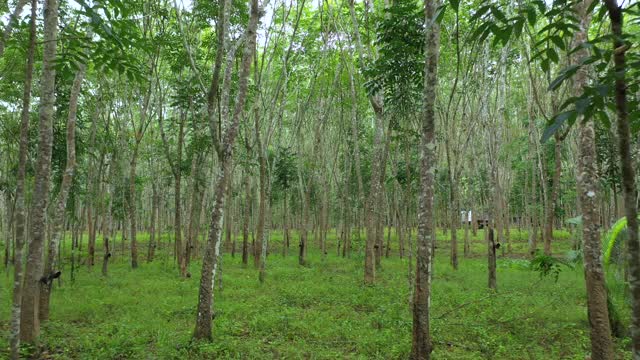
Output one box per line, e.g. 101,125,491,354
129,146,140,269
186,164,197,264
20,0,58,343
412,0,439,357
449,180,458,269
283,192,289,256
242,175,251,266
488,227,497,290
321,180,329,258
103,161,115,275
575,1,614,358
87,205,95,266
39,56,87,322
159,106,186,274
544,134,562,256
463,210,470,257
259,175,270,283
348,0,385,284
175,117,185,276
255,157,266,269
148,182,158,262
603,0,638,356
193,0,260,339
10,0,36,356
89,155,105,267
255,91,266,270
528,109,538,257
298,174,309,266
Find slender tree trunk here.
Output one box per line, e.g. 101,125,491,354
255,92,267,271
193,0,260,339
412,0,439,357
504,202,511,253
449,181,458,269
528,113,538,257
3,192,13,270
159,106,186,274
103,162,115,276
463,211,470,257
186,155,202,265
348,0,385,284
129,146,140,269
321,180,329,258
20,0,58,344
224,200,232,254
10,1,36,355
255,173,266,269
242,175,251,266
39,56,86,322
283,193,289,256
575,1,614,358
488,227,497,290
298,181,310,266
87,205,95,266
259,175,269,282
544,134,562,256
176,117,186,275
603,0,638,356
148,182,158,262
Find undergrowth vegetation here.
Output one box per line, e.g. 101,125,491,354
0,229,632,359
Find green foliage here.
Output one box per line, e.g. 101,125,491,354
65,0,149,83
364,1,423,122
530,252,572,282
467,0,640,143
274,146,297,192
601,216,640,267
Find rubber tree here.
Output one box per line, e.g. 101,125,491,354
412,0,440,357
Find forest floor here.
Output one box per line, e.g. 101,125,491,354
0,228,633,359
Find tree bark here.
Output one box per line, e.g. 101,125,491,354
129,146,140,269
575,1,614,358
488,227,497,290
544,133,562,256
148,182,158,262
603,0,638,356
242,175,251,266
39,55,87,322
175,116,185,275
412,0,439,357
20,0,58,343
10,0,36,356
193,0,260,340
187,152,205,264
159,104,186,274
103,161,115,276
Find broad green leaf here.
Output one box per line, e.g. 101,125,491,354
541,110,575,143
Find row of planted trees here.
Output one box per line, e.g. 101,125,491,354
0,0,639,359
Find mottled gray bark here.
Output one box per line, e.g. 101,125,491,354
575,1,614,358
159,103,186,276
193,0,261,340
39,56,87,322
20,0,59,343
412,0,439,357
10,0,37,356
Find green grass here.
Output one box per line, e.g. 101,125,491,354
0,228,632,359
